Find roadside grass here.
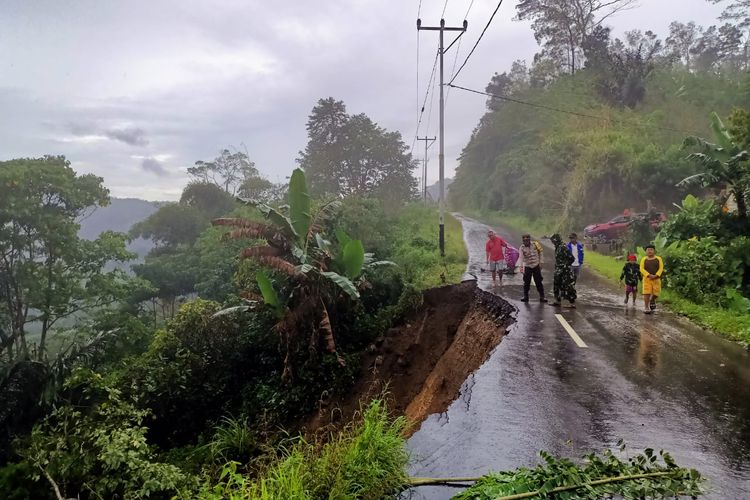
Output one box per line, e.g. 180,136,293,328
474,210,750,346
200,399,410,499
462,209,556,239
391,204,468,289
585,251,750,345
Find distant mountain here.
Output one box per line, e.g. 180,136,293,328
425,178,453,202
78,198,163,258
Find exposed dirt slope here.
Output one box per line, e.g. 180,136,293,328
305,281,515,435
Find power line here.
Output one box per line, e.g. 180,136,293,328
411,46,440,152
446,1,476,109
448,0,504,86
425,63,438,137
441,0,449,18
444,37,462,108
464,0,475,18
447,83,703,135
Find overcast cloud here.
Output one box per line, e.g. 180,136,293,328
1,0,723,200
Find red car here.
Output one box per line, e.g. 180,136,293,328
584,212,666,243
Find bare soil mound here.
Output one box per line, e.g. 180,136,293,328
305,281,515,435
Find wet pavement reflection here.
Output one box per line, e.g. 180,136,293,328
406,215,750,499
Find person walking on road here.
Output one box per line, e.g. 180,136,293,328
640,244,664,314
485,230,509,286
620,253,641,306
551,233,577,308
566,233,584,283
520,234,547,302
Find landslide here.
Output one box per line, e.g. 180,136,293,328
306,280,515,435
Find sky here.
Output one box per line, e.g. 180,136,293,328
0,0,725,200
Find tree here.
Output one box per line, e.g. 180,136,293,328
297,98,350,196
666,21,701,69
516,0,638,74
298,98,417,202
689,23,745,72
238,175,276,202
710,0,750,29
129,203,207,251
131,253,200,320
485,60,530,109
583,27,664,108
709,0,750,68
682,111,750,220
187,149,258,195
179,181,235,218
212,169,393,380
0,157,134,361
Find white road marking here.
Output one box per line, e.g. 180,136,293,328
555,314,588,348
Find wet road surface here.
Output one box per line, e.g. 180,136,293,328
406,215,750,499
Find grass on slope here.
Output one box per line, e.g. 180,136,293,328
391,205,468,290
198,400,409,499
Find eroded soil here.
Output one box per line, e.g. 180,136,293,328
305,280,515,435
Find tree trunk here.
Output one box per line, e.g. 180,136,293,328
734,187,748,219
39,319,49,362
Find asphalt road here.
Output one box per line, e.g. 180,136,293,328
406,214,750,499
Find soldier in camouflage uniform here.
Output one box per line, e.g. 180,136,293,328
550,233,577,308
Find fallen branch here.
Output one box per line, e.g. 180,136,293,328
409,476,482,486
493,471,675,500
409,470,679,498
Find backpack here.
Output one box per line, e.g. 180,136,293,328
533,240,543,255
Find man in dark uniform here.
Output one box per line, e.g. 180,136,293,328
550,233,577,308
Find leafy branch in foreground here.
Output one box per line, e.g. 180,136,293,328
448,444,702,499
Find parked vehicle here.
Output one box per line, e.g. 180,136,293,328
584,212,666,243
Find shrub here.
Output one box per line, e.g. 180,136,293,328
662,236,743,306
115,299,278,447
197,399,410,500
659,195,722,244
20,369,196,499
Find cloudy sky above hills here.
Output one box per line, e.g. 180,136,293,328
1,0,722,200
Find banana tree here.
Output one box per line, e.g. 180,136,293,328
682,112,750,220
212,168,391,380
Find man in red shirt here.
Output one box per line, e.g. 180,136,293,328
485,230,509,285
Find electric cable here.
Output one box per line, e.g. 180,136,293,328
447,83,704,135
448,0,504,86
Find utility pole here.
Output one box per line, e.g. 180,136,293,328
417,18,467,256
417,136,436,202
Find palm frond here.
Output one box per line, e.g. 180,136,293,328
305,199,342,248
710,111,734,151
252,255,297,276
212,217,263,228
241,245,282,259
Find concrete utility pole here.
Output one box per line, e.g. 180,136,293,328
416,136,436,202
417,18,467,256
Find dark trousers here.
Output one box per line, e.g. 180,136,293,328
523,265,545,298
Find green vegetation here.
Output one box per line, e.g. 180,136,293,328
390,206,468,289
199,400,409,499
585,247,750,345
452,446,702,500
0,149,466,497
463,209,555,238
0,156,136,361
